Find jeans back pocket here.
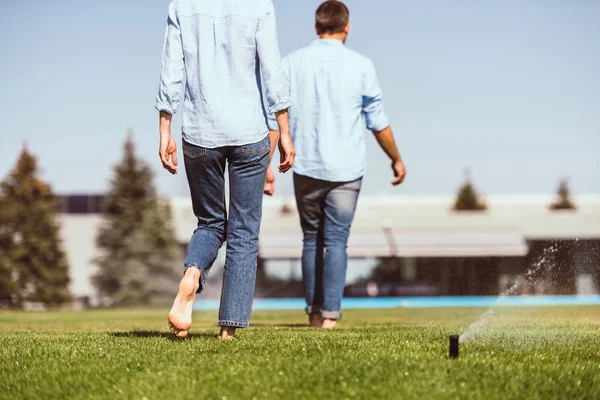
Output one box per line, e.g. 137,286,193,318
183,142,208,159
241,137,270,155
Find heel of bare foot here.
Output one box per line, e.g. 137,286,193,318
218,326,236,340
322,319,337,329
309,312,322,328
168,268,200,338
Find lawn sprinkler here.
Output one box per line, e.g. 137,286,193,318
449,334,459,359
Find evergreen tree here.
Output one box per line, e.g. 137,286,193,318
453,170,487,211
93,133,181,307
0,146,71,307
0,197,17,306
550,179,576,210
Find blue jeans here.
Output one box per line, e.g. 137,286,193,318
293,173,362,320
183,136,270,328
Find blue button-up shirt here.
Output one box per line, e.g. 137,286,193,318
156,0,291,148
268,39,389,182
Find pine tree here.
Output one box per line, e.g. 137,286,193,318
0,197,17,306
453,170,487,211
0,146,71,307
550,179,576,211
137,200,183,306
93,133,181,307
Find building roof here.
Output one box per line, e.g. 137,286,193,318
59,194,600,298
170,194,600,258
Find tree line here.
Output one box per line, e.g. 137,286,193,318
454,171,576,211
0,133,578,308
0,132,180,309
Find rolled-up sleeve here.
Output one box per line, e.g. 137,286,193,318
155,1,184,115
257,1,291,114
266,107,278,131
362,60,389,132
267,56,290,131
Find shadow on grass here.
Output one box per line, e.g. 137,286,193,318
110,330,217,340
249,323,309,328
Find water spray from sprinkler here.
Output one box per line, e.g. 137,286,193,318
457,244,559,345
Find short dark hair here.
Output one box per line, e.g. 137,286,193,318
316,1,350,34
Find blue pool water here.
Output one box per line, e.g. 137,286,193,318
194,295,600,311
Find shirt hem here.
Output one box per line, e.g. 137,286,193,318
293,168,365,183
181,130,269,149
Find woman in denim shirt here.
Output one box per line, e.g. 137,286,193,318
155,0,295,340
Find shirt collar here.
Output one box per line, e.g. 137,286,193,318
312,38,345,46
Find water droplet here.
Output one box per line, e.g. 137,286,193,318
460,245,560,342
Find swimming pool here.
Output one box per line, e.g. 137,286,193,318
193,295,600,310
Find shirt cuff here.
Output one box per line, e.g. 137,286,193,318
268,96,292,114
155,102,177,115
366,114,390,132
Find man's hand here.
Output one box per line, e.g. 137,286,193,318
159,131,178,174
278,132,295,173
264,166,275,196
391,160,406,185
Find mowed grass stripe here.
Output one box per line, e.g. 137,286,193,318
1,307,599,399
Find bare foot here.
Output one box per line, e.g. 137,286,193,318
309,312,322,328
168,268,200,338
218,326,236,340
322,319,337,329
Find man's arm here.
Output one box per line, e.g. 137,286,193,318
268,129,279,162
156,1,184,175
363,60,406,185
373,126,406,185
263,128,279,196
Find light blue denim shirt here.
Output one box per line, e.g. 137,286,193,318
268,39,389,182
156,0,291,148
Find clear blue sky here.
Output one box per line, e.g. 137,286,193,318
1,0,598,198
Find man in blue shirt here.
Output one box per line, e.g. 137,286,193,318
156,0,295,340
267,0,406,328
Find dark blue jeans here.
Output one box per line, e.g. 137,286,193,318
294,173,361,320
183,136,270,328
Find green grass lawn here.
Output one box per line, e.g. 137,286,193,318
1,306,599,399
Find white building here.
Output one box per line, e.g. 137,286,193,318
59,194,600,303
